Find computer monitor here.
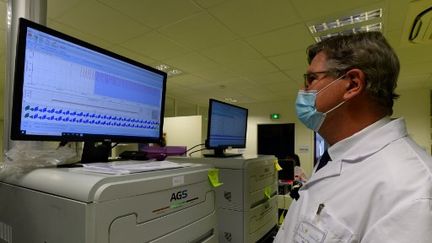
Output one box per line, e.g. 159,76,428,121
204,99,248,157
257,123,295,159
10,18,167,163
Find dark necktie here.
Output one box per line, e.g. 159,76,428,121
316,150,331,172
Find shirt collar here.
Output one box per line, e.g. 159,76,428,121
329,116,407,162
304,117,407,188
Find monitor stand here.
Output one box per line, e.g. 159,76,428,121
203,148,242,158
81,141,111,163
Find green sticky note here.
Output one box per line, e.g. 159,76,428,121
279,211,285,225
264,186,272,199
274,160,282,171
208,168,223,188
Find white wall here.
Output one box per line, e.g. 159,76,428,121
393,88,431,154
164,115,202,157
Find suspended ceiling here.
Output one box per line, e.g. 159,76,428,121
1,0,431,109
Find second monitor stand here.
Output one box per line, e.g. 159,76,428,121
203,147,242,158
80,141,111,163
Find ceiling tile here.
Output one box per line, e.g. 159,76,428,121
7,0,431,109
385,28,404,49
56,1,151,44
164,52,239,81
266,82,295,93
385,0,410,32
99,0,203,28
283,70,304,87
269,50,308,71
193,0,229,9
269,88,299,100
121,31,191,60
246,24,314,57
188,83,253,103
227,58,278,76
167,82,198,95
208,0,300,37
164,52,220,74
200,40,262,64
238,86,276,100
168,74,209,87
47,20,114,50
47,0,82,19
248,72,298,89
159,12,238,51
217,77,261,93
292,0,384,22
108,45,157,66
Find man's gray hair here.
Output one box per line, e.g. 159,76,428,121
306,31,400,115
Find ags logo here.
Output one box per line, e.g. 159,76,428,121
170,190,188,202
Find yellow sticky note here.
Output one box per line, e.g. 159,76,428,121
208,168,223,188
274,160,282,171
279,211,285,225
264,186,272,199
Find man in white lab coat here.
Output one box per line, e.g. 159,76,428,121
274,31,432,242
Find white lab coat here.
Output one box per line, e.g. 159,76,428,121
274,117,432,243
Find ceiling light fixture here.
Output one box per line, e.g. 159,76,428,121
155,64,183,76
308,8,383,42
224,97,238,103
155,64,170,71
314,22,382,42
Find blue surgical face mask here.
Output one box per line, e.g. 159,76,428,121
295,75,346,131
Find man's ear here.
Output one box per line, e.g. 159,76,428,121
343,68,366,99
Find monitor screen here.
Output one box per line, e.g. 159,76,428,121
11,18,167,161
314,132,327,166
204,99,248,157
257,123,295,159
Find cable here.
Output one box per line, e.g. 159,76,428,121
188,148,207,157
186,143,205,153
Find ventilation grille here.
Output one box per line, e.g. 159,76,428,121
409,6,432,43
403,0,432,44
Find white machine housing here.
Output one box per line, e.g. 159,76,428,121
0,162,217,243
170,155,278,243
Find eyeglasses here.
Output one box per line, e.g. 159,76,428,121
303,70,337,88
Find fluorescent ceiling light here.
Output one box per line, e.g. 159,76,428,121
155,64,183,76
224,97,238,103
155,64,170,71
308,8,383,42
314,23,382,42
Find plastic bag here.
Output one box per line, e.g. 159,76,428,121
0,142,79,179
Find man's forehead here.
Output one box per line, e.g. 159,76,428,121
307,52,328,72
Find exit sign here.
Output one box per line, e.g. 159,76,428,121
270,113,280,119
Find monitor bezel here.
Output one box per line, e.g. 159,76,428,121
205,98,248,150
10,18,167,144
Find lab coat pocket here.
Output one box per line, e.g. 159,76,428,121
294,207,357,243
